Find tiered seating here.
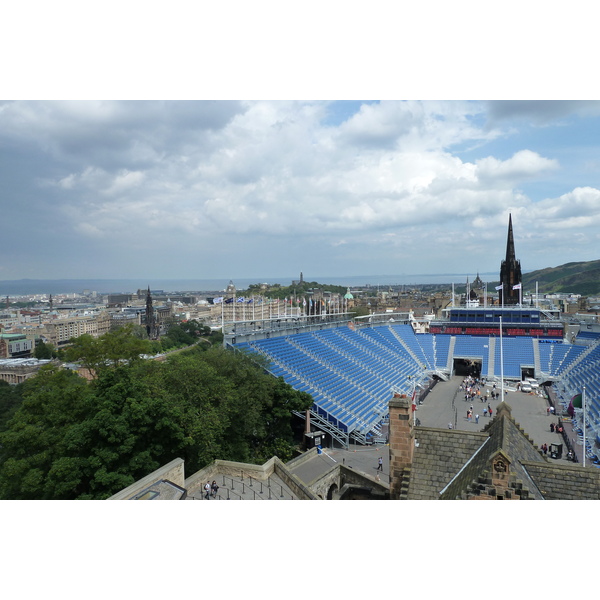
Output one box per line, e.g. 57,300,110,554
431,335,451,369
236,325,425,438
388,324,433,368
453,336,492,375
236,327,600,447
492,338,535,378
538,343,586,376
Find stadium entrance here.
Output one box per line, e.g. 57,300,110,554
453,357,481,377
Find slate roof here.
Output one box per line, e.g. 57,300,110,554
403,401,600,500
405,428,487,499
521,462,600,500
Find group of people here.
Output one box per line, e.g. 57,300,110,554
461,376,484,403
461,376,504,403
204,480,219,499
550,422,563,435
465,403,494,423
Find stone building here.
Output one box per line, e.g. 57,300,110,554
0,358,54,384
39,312,112,348
499,214,523,306
388,396,600,499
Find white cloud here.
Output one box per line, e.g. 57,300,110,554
529,187,600,227
2,100,599,279
475,150,559,183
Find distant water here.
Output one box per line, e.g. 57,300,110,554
0,273,499,296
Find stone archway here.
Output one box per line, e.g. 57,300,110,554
326,483,338,500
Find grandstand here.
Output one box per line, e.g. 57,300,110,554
229,314,600,456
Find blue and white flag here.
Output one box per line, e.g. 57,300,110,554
213,297,223,304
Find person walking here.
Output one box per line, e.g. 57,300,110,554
377,456,383,471
475,413,479,424
211,480,219,497
204,481,211,500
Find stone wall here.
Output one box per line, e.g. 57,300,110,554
108,457,185,500
388,395,415,500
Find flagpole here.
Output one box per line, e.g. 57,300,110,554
536,282,539,309
412,380,417,426
500,315,504,402
583,385,587,467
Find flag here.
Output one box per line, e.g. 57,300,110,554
225,297,234,304
213,297,223,304
246,298,253,304
411,388,417,412
568,393,582,417
512,283,522,290
495,285,503,291
302,298,306,306
237,297,245,302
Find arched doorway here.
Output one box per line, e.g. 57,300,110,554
326,483,338,500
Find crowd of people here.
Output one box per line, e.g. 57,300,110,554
460,376,504,404
459,376,505,424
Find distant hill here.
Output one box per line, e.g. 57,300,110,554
522,260,600,296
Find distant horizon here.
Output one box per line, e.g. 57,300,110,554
3,101,600,285
0,272,504,296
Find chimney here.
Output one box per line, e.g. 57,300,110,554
389,394,415,499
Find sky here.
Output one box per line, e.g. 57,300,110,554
2,3,600,287
2,99,600,283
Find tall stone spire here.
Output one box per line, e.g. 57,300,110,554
505,213,516,262
145,286,157,339
499,214,522,306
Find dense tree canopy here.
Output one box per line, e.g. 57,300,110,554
0,380,24,433
241,280,347,300
0,331,312,499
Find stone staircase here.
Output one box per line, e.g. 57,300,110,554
187,472,298,500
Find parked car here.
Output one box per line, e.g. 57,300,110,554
521,381,532,392
526,378,539,389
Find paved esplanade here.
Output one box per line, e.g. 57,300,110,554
291,376,578,489
415,375,576,464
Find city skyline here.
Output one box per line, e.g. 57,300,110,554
2,100,600,283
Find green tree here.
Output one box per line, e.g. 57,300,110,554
33,340,56,359
0,335,313,499
0,380,24,432
59,365,188,498
0,366,94,499
65,324,153,376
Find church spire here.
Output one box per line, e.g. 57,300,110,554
145,286,157,339
505,213,516,262
499,213,522,306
